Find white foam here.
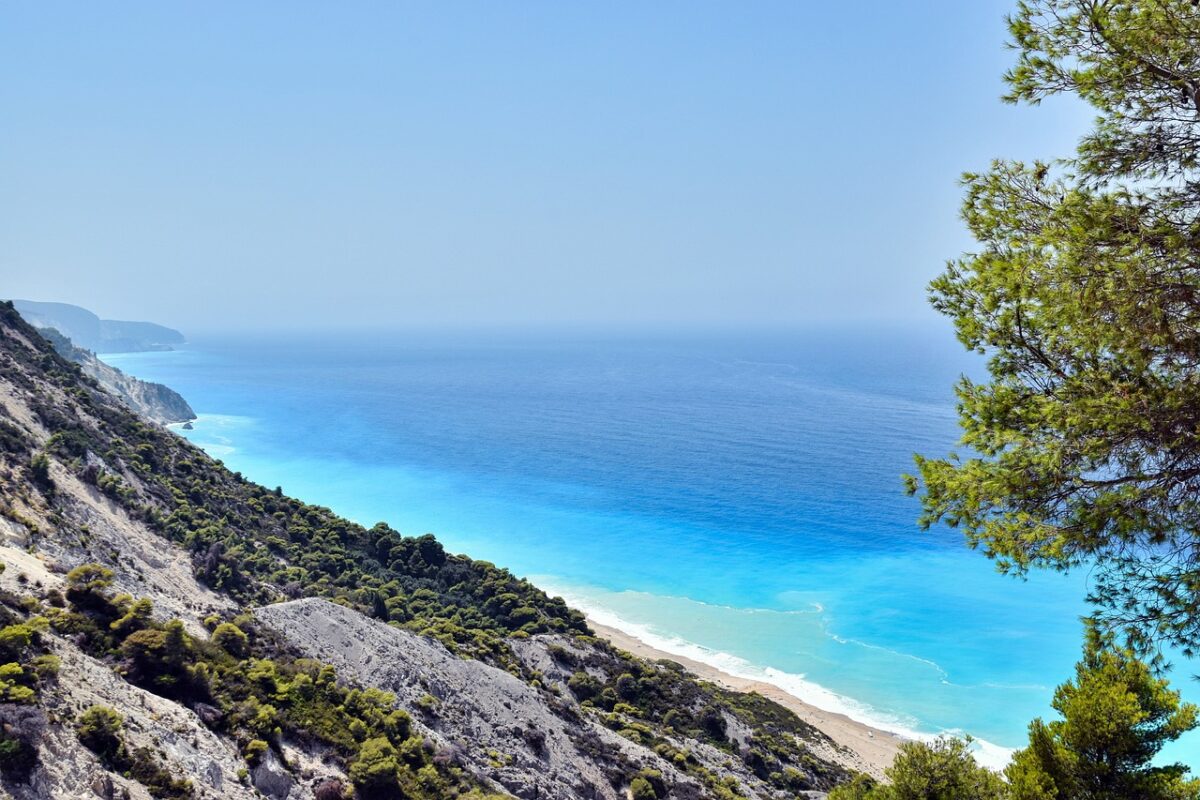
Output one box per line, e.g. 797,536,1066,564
550,585,1016,770
169,413,256,458
971,738,1016,772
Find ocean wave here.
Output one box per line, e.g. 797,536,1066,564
547,584,1016,770
827,633,951,681
186,412,257,427
535,582,823,619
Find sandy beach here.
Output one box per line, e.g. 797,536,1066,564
588,618,904,780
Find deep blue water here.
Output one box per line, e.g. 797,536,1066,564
103,326,1199,765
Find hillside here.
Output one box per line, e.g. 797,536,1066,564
0,300,856,799
37,327,195,425
12,300,186,353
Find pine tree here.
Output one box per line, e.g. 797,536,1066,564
910,0,1200,655
1007,625,1200,800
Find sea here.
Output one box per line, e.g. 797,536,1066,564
102,325,1199,768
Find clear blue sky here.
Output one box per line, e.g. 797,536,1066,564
2,2,1090,332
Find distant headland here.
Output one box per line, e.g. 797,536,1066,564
10,299,195,425
11,299,185,353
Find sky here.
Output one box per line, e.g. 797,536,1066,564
1,2,1092,333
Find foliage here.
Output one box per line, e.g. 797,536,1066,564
0,420,30,455
0,615,50,706
0,590,55,782
828,774,881,800
0,303,587,667
831,628,1200,799
828,738,1005,800
242,738,268,765
51,570,485,799
76,704,124,761
630,774,658,800
65,564,114,611
348,736,402,798
1006,624,1200,799
75,703,193,800
0,305,851,797
314,778,347,800
28,453,52,492
553,635,840,793
211,622,249,657
908,0,1200,654
0,704,46,781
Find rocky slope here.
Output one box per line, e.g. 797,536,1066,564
37,327,196,425
0,300,857,799
256,599,840,800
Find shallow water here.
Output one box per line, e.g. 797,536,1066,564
103,326,1199,765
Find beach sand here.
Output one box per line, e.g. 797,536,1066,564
588,618,903,780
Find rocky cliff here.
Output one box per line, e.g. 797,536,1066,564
0,301,856,800
37,327,196,425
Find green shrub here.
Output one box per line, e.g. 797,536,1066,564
243,739,268,765
349,736,401,797
630,775,658,800
76,705,123,760
568,671,600,701
212,622,249,657
28,454,51,491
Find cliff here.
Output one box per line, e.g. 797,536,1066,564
37,327,196,425
12,300,186,353
0,301,855,799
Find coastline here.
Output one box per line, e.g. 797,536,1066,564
588,617,903,780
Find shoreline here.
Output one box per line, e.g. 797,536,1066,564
587,617,903,780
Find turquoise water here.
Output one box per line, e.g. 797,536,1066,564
102,327,1199,766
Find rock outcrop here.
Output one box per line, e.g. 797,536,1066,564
38,326,196,424
257,599,699,800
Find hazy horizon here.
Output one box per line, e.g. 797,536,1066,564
4,2,1091,332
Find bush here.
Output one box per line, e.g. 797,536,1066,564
827,774,879,800
28,454,51,491
212,622,249,657
125,745,194,799
349,737,401,798
64,564,114,610
568,671,600,701
615,672,638,700
76,705,123,760
520,725,546,755
0,704,46,780
829,738,1004,800
243,739,268,765
630,775,658,800
699,706,727,741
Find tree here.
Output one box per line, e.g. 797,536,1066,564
162,619,190,667
1006,625,1200,799
64,564,114,611
211,622,249,657
348,736,401,798
76,705,123,761
909,0,1200,655
110,597,154,637
827,630,1200,800
828,737,1006,800
828,774,880,800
